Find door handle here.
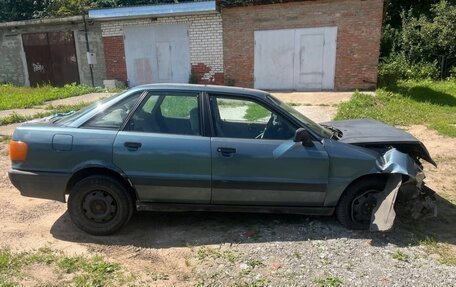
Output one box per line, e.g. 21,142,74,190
217,147,236,157
124,142,142,150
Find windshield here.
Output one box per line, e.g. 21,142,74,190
53,92,126,125
267,95,333,139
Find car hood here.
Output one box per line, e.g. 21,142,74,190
322,119,436,166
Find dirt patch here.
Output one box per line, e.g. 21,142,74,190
0,123,455,285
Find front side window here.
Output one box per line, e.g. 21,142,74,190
82,92,142,130
210,95,296,140
125,93,201,136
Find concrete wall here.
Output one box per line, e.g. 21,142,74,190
0,33,28,85
100,13,224,85
222,0,384,90
0,19,106,87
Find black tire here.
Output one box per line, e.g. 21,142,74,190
336,177,386,230
68,175,133,235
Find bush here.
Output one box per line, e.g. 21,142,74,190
378,54,439,86
401,0,456,63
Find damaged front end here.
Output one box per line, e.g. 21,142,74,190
370,149,437,231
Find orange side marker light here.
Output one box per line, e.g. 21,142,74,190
9,140,28,161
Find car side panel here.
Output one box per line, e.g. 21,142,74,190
113,132,212,203
12,126,117,173
211,138,329,206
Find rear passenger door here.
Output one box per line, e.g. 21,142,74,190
113,91,212,203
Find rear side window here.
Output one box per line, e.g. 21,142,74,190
83,92,142,130
125,93,201,136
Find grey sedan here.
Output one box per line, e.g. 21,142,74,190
9,84,436,235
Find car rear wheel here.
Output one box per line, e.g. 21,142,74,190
335,177,385,230
68,175,133,235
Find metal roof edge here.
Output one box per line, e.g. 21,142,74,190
88,1,217,21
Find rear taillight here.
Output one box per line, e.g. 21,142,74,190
9,140,28,161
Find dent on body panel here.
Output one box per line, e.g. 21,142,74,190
323,140,423,207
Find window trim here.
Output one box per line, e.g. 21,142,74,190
207,93,299,140
120,90,206,137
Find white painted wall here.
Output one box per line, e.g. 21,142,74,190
254,27,337,91
101,14,223,82
123,24,190,86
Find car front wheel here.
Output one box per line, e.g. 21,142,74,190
335,177,385,230
68,175,133,235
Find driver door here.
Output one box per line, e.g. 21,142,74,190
209,94,329,206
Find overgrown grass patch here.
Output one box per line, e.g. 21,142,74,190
0,83,103,110
335,80,456,137
0,247,130,286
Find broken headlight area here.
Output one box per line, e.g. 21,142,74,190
370,149,437,231
396,181,437,220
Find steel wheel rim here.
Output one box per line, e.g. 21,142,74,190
351,189,379,224
82,190,117,223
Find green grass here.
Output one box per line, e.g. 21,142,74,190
314,275,344,287
335,80,456,137
0,83,102,110
392,250,410,262
0,247,128,286
197,247,239,263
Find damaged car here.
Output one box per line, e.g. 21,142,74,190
8,84,437,235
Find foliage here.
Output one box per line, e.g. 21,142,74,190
0,83,101,110
381,0,456,57
335,80,456,137
378,53,439,86
400,0,456,62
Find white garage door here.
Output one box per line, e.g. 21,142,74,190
254,27,337,91
124,24,190,87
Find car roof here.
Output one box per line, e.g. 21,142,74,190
132,83,271,99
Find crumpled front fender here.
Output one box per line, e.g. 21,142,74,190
376,148,422,182
370,148,435,231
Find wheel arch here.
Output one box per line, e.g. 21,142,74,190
65,164,138,203
325,172,411,207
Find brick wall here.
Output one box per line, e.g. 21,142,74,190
103,36,127,82
222,0,384,90
100,13,224,85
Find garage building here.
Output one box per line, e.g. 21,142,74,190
220,0,384,91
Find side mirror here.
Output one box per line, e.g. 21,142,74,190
293,128,314,147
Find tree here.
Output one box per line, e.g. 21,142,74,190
401,0,456,62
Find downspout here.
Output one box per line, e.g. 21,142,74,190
83,13,95,87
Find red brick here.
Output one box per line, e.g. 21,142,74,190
103,36,127,83
221,0,384,90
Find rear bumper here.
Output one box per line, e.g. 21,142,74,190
8,169,69,202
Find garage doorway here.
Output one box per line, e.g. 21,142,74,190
254,27,337,91
22,32,80,87
123,24,190,87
